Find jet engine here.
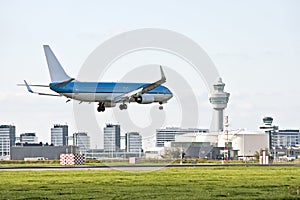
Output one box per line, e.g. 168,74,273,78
135,95,155,104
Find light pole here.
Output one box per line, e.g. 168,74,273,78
180,144,183,165
243,132,245,162
1,138,3,157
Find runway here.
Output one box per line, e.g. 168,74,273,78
0,164,299,171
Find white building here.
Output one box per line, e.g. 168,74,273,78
73,132,90,154
144,147,164,159
125,132,142,153
0,125,15,159
219,130,269,157
156,127,208,147
176,132,219,144
174,129,269,158
20,133,38,144
104,124,120,152
51,124,68,146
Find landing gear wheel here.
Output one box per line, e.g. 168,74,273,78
98,107,105,112
119,104,128,110
97,102,105,112
159,106,163,110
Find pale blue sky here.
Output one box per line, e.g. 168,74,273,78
0,0,299,147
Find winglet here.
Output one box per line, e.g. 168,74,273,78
114,65,167,103
160,65,166,82
24,80,34,93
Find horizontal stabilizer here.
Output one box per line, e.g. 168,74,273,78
17,83,49,87
23,80,61,97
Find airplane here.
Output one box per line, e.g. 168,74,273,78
21,45,173,112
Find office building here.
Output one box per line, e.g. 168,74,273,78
125,132,142,153
104,124,120,152
156,127,208,147
51,124,68,146
20,133,38,144
209,78,230,132
271,129,299,147
0,125,16,158
260,117,300,148
73,132,91,154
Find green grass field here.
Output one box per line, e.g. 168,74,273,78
0,166,299,199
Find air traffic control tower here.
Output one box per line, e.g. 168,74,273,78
209,78,230,132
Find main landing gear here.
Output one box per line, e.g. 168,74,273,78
119,103,127,110
97,102,105,112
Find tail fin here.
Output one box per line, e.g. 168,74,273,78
43,45,71,82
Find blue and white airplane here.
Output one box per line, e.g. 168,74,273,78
22,45,173,112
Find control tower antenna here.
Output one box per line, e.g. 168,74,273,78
224,115,229,161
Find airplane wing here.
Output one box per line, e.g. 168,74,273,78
22,80,62,97
113,66,166,103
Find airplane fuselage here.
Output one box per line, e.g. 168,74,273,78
50,82,173,106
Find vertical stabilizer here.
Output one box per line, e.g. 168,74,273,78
43,45,71,82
